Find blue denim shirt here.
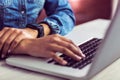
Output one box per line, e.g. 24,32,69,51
0,0,75,36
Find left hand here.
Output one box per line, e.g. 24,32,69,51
0,27,38,58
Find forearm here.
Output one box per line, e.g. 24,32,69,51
24,28,38,38
42,0,75,36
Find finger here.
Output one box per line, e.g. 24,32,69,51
0,27,9,37
2,30,20,57
0,28,13,50
50,36,85,58
57,34,73,42
0,28,9,48
50,52,67,65
0,28,9,57
49,44,82,61
58,35,85,57
56,35,80,48
57,40,83,56
0,28,15,58
8,31,24,53
58,35,80,48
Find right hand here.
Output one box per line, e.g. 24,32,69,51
0,27,37,58
13,34,85,65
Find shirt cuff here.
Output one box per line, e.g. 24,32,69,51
39,21,60,35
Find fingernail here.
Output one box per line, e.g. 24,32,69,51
8,50,11,53
62,61,67,65
82,54,86,58
1,54,5,58
78,49,85,57
79,49,86,58
76,55,82,60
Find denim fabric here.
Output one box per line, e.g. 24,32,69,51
0,0,75,35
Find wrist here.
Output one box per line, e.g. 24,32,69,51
25,27,38,38
26,24,44,38
40,23,51,36
12,39,31,55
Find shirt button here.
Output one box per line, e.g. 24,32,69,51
21,11,25,14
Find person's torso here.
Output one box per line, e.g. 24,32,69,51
0,0,45,30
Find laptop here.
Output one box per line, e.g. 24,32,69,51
6,1,120,80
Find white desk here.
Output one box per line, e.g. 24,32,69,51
1,19,120,80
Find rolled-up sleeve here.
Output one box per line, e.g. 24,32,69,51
42,0,75,36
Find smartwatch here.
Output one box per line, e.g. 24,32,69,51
26,24,44,38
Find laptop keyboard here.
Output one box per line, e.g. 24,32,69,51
47,38,102,69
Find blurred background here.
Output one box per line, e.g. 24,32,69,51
37,0,113,25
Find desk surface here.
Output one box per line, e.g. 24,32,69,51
1,19,120,80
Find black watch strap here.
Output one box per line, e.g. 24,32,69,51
26,24,44,38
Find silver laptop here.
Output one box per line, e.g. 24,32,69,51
6,1,120,80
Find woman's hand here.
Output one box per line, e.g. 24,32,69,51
13,34,85,65
0,27,38,58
